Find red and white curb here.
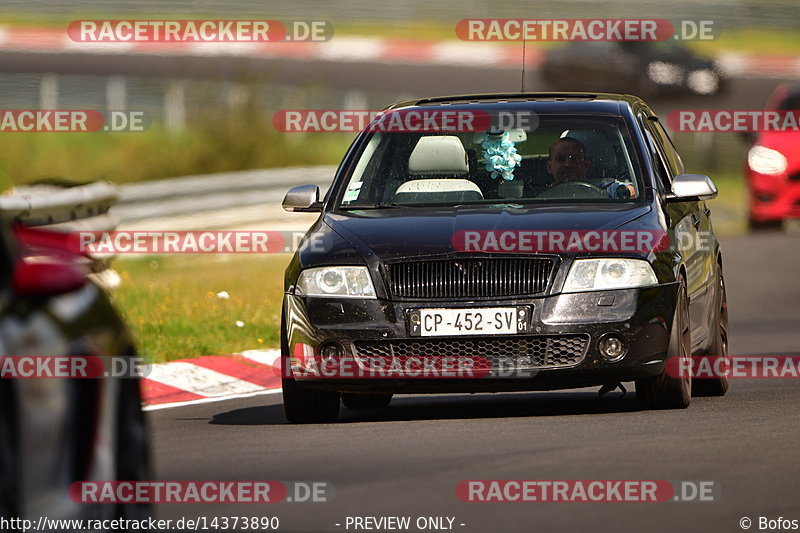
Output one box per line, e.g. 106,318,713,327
140,349,282,411
1,26,798,78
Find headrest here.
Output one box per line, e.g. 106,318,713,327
408,136,468,175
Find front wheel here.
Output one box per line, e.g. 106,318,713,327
280,311,340,424
693,265,729,397
636,278,692,409
282,375,340,423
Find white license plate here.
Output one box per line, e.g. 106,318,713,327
409,307,529,337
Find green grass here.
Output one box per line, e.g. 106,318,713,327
111,253,291,363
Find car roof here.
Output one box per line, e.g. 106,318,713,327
384,92,649,116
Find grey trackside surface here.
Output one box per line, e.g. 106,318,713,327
148,232,800,533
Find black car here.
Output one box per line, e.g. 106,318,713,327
280,93,729,423
541,41,726,97
0,222,149,520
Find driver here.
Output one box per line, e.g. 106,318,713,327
547,137,633,199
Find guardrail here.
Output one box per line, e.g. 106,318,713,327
0,181,120,232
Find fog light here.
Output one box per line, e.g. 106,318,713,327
319,342,345,360
599,335,626,361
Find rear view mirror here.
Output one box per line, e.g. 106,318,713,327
668,174,718,202
282,185,322,212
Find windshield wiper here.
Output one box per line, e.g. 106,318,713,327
339,202,402,210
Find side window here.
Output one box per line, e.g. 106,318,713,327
639,115,673,193
651,119,685,176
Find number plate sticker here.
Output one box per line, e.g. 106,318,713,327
408,307,530,337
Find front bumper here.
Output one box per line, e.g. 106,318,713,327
748,169,800,221
283,283,679,394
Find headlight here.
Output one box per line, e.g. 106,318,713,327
687,69,719,95
563,259,658,293
748,146,788,175
296,266,376,298
647,61,682,85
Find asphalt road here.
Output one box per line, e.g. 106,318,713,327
148,231,800,533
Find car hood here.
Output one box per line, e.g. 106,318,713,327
325,203,652,262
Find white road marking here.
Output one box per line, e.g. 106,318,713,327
145,361,265,397
240,349,281,367
142,388,281,411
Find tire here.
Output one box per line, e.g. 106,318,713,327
342,393,393,409
280,312,340,424
636,277,692,409
693,265,729,397
282,376,341,423
115,376,151,520
0,381,17,519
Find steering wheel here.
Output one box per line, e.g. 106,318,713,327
535,181,608,200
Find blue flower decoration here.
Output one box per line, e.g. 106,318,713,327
480,131,522,181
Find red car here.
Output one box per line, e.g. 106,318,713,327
746,84,800,229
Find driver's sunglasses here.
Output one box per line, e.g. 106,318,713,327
553,154,585,163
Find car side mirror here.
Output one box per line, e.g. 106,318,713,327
667,174,718,202
282,185,322,212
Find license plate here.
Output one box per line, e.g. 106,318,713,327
408,307,530,337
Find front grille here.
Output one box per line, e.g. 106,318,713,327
352,335,588,371
387,257,555,299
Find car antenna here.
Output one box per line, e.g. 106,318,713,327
520,37,527,92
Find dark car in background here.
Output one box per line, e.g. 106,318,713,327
0,222,149,521
279,93,729,423
541,41,726,97
745,84,800,229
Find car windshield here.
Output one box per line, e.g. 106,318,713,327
336,114,644,209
